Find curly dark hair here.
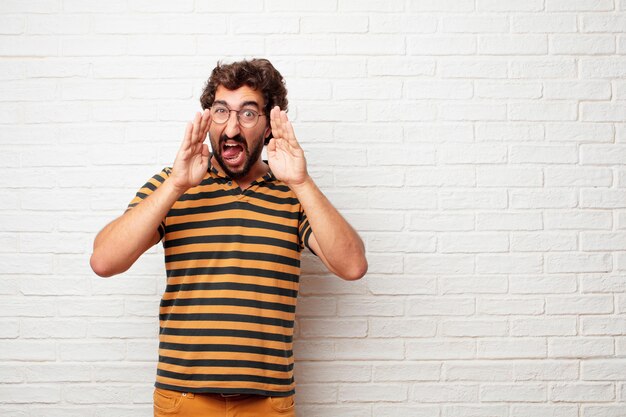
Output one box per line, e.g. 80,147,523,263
200,58,288,144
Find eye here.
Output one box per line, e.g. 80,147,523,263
213,106,227,114
240,109,257,121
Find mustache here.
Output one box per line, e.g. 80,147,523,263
219,134,246,147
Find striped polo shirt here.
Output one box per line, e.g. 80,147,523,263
127,160,313,396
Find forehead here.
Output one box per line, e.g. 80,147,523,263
214,85,264,108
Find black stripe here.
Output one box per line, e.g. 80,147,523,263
177,188,239,201
154,382,294,396
164,234,301,252
257,182,291,193
166,266,299,283
160,313,294,328
167,201,300,221
160,297,296,314
159,342,292,358
136,192,148,200
165,250,300,267
164,281,298,298
157,368,293,385
159,327,293,343
143,182,157,192
246,190,299,206
165,217,298,235
158,355,293,372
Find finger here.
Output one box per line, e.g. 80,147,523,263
191,111,202,145
200,110,211,144
270,106,282,139
199,109,210,137
179,121,193,153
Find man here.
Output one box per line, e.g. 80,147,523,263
90,58,368,416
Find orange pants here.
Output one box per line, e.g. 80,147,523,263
153,388,295,417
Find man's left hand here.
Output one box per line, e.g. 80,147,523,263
268,106,309,187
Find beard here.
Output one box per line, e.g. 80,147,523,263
212,132,265,180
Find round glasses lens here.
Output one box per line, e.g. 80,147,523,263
211,106,229,123
239,109,258,126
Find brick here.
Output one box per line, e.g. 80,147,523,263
477,167,542,187
58,341,125,362
581,232,626,251
478,298,545,315
367,145,436,165
550,383,614,402
510,103,577,122
404,80,473,99
547,253,612,273
410,212,475,231
21,319,87,339
299,319,367,338
374,363,440,382
511,405,579,417
412,384,479,402
368,57,434,76
295,362,370,383
544,210,612,230
477,338,546,359
0,385,61,404
370,14,437,33
441,320,508,337
439,233,509,253
334,339,404,360
476,212,542,231
407,297,475,316
369,318,436,338
477,254,543,274
439,144,507,163
580,58,626,78
373,405,439,417
551,35,615,55
581,274,626,293
409,35,477,55
480,384,546,402
406,254,475,274
511,14,578,33
546,167,612,187
511,232,577,252
583,406,626,417
510,58,578,78
549,338,614,358
441,190,507,209
511,190,578,209
405,123,474,142
439,58,508,78
581,189,626,208
515,361,579,381
476,81,542,99
546,0,614,11
368,190,436,209
25,364,91,383
65,385,131,404
545,81,611,100
510,275,578,295
477,0,543,11
339,0,405,11
0,0,59,12
582,317,626,335
409,0,475,12
337,297,404,317
265,0,337,11
582,360,626,381
442,15,509,33
339,384,408,402
407,167,475,187
335,79,402,99
446,361,513,381
444,405,509,417
0,36,58,56
407,339,475,360
511,318,577,336
440,275,508,294
0,320,19,338
94,364,155,383
581,145,626,165
479,35,548,55
129,0,193,12
0,341,56,361
338,35,405,55
366,232,436,253
582,15,626,32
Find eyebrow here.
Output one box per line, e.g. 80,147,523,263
213,100,260,109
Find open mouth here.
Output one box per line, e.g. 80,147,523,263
221,141,245,166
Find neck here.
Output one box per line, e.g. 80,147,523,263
211,156,268,190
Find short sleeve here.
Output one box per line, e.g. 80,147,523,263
298,209,316,256
126,167,172,242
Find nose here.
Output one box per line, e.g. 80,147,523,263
223,110,241,137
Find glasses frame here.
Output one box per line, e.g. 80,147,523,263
209,104,266,128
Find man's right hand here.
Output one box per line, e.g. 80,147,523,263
170,109,211,192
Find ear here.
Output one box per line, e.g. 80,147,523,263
264,125,272,139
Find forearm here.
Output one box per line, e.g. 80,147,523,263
291,176,367,280
90,178,184,277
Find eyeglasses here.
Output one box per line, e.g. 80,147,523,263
209,104,265,128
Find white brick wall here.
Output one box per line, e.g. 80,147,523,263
1,1,625,415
